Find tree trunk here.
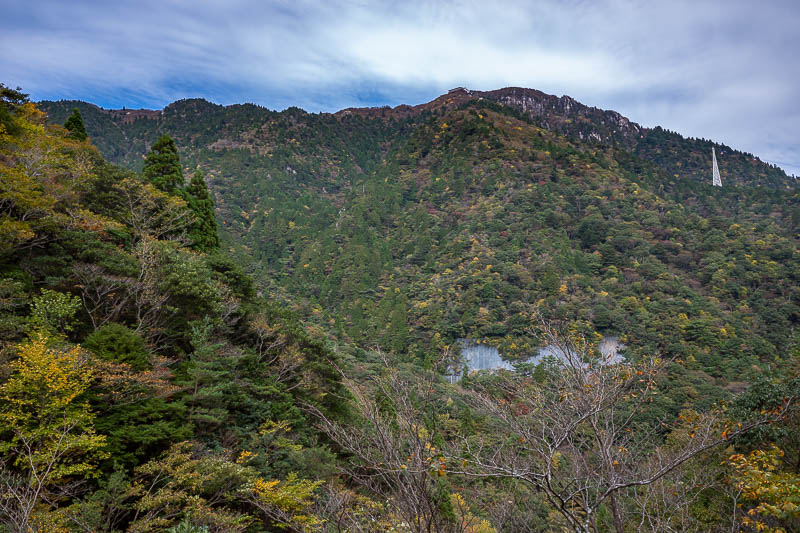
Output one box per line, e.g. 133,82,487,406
609,491,625,533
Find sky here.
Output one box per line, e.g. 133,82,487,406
2,0,799,176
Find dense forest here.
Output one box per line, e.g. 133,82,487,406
41,89,799,380
1,83,798,532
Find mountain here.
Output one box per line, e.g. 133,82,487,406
477,87,792,188
4,83,799,532
40,90,799,387
42,87,794,188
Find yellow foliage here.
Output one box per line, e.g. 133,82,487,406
251,473,324,531
0,335,107,520
237,450,258,464
1,336,93,423
729,445,800,531
450,493,497,533
0,102,95,252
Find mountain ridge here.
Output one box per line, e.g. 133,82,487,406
41,87,794,188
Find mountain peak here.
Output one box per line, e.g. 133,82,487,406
39,88,793,187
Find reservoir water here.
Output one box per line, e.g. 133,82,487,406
447,337,625,383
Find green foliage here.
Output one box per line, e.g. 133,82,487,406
143,134,184,193
7,88,796,532
84,323,151,371
0,82,27,135
185,170,219,251
64,107,88,141
0,99,350,530
181,318,232,436
44,93,788,423
27,288,81,336
204,251,255,300
0,275,30,340
154,242,223,335
127,441,254,532
64,469,135,532
93,396,191,471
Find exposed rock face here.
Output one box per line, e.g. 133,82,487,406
475,87,642,145
106,108,162,124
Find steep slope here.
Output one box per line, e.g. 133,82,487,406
290,102,798,383
477,87,793,188
8,85,800,533
39,92,799,389
41,99,420,272
0,88,365,533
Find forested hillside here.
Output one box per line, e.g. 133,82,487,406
1,87,351,532
477,87,792,188
1,85,796,531
41,90,799,383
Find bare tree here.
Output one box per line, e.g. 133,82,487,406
72,262,131,329
628,451,744,533
312,355,468,533
115,178,193,244
0,442,86,533
248,315,304,388
456,322,792,533
310,481,397,533
129,237,172,344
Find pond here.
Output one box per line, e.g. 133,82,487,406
446,337,625,383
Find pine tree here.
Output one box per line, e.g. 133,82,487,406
178,319,243,439
143,134,184,193
64,107,87,141
186,170,219,251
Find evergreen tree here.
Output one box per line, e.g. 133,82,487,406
63,107,87,141
181,319,231,437
143,134,184,193
0,83,27,135
186,170,219,251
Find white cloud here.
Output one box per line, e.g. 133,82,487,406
1,0,798,175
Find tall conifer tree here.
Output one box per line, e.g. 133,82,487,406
186,170,219,251
63,107,87,141
143,134,183,193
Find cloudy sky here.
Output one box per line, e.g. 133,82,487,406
2,0,798,176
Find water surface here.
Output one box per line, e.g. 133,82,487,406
447,337,625,382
